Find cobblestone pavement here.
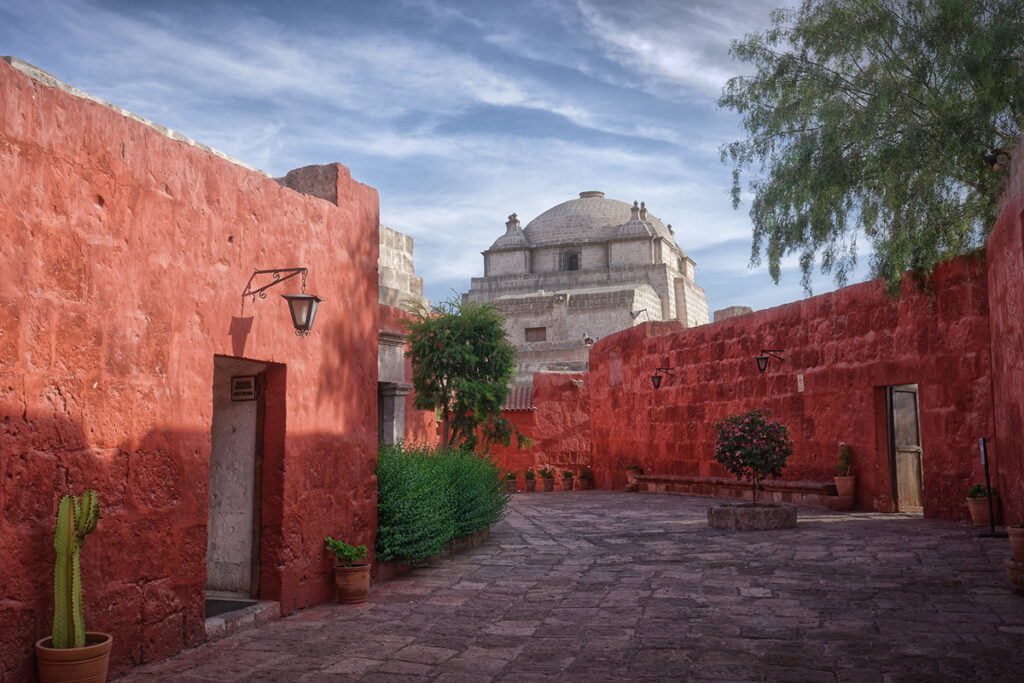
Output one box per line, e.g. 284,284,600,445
118,492,1024,682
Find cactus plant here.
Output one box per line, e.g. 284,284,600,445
51,491,99,649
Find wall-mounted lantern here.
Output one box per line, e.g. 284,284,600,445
243,267,324,336
651,367,675,389
755,349,784,373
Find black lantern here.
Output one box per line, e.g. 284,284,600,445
756,349,784,373
242,267,324,337
651,367,674,389
282,293,323,336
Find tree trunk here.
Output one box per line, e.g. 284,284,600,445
751,476,759,503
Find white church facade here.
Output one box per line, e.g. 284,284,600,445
464,191,710,384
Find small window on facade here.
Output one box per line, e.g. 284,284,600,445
562,250,580,271
525,327,547,342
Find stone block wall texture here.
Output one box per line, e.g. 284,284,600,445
587,256,993,520
378,304,439,444
987,137,1024,525
0,59,379,681
490,373,591,483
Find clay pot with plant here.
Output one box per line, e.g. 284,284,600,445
1008,524,1024,563
325,537,370,604
577,468,593,490
966,485,1001,527
625,465,642,491
834,443,856,498
538,467,556,491
524,467,537,492
36,490,113,683
561,470,574,491
707,410,798,530
504,471,518,493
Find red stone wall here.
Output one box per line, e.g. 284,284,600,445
0,59,379,681
489,373,591,487
988,137,1024,525
378,304,438,444
588,256,993,520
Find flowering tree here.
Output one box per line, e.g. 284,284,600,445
713,410,794,503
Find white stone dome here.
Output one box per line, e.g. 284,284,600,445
521,191,674,246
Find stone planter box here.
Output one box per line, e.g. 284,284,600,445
707,503,797,531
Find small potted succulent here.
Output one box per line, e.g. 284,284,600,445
561,470,574,491
504,470,518,493
36,491,113,683
524,467,537,492
834,443,855,497
966,485,1001,527
325,537,370,604
577,468,593,490
537,467,556,492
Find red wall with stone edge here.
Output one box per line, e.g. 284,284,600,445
0,58,379,681
489,372,591,489
378,303,440,445
988,136,1024,525
587,254,993,520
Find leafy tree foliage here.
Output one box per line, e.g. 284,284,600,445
404,297,522,451
714,410,794,503
720,0,1024,294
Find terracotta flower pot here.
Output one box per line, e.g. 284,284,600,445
967,496,1001,527
504,479,517,493
524,479,536,492
562,477,574,491
1009,526,1024,562
577,477,593,490
36,632,112,683
334,563,371,604
540,478,555,492
834,475,855,498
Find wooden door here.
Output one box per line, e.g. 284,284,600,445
888,384,923,513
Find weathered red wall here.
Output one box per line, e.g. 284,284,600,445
490,373,591,486
378,304,438,444
0,58,379,681
988,137,1024,525
587,256,993,520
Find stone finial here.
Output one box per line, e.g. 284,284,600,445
506,213,521,232
639,201,648,221
631,201,640,220
667,223,674,233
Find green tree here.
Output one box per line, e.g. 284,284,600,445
720,0,1024,294
404,297,523,451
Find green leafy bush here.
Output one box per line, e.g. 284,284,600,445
324,538,368,567
967,484,995,498
714,410,794,503
376,442,508,564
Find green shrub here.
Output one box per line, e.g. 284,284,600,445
324,538,367,567
713,409,794,503
376,442,509,564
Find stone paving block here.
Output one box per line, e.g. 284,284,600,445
114,492,1024,682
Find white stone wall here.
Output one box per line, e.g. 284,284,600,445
488,249,529,276
608,239,651,267
379,225,426,309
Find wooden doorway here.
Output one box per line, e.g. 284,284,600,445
887,384,923,513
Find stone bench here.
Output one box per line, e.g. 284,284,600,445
634,473,840,508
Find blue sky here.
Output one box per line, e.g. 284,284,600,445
1,0,872,313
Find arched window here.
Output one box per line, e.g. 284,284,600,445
562,250,581,271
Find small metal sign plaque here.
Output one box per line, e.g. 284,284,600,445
231,376,257,401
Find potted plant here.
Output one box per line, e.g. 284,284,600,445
625,465,642,491
834,443,855,497
36,491,113,683
708,410,797,530
523,467,537,492
561,470,574,491
325,537,370,604
504,471,518,493
966,485,1001,527
537,467,556,491
1009,524,1024,563
577,468,593,490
